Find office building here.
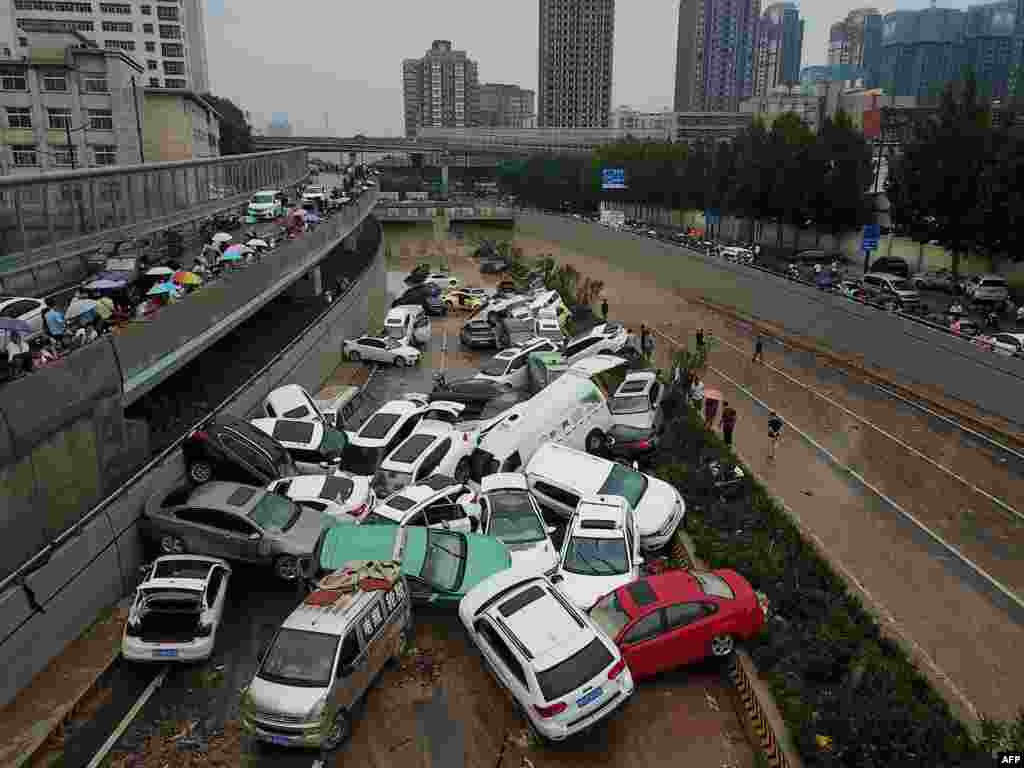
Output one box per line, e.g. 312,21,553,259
479,83,536,128
609,106,677,140
753,2,804,96
880,6,966,101
828,8,883,87
402,39,479,138
674,0,761,112
537,0,615,128
741,88,821,132
965,0,1016,100
801,63,867,85
0,0,209,91
142,86,218,161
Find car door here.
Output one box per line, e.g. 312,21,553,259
425,493,474,533
507,353,529,389
215,510,265,562
365,338,389,363
414,439,450,482
203,565,230,627
219,433,276,484
618,609,668,678
330,628,366,715
474,619,531,708
413,314,431,344
664,602,720,666
172,508,238,560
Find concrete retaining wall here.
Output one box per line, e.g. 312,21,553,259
518,213,1024,428
0,224,384,709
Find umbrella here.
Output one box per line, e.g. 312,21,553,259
96,297,115,320
147,281,181,297
173,270,202,286
304,211,321,224
246,238,269,248
219,251,242,262
0,317,32,333
145,266,174,277
66,298,98,323
211,232,233,244
85,278,127,291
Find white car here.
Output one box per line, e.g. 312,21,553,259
562,323,630,366
478,474,558,574
983,332,1024,357
534,316,565,345
344,336,421,367
608,371,665,432
267,474,375,521
123,555,231,662
341,396,428,476
371,405,477,496
551,496,642,610
458,568,634,742
362,474,478,532
0,296,46,341
302,184,327,203
249,418,349,474
262,383,356,428
475,337,561,389
423,272,459,289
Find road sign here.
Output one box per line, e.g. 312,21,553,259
862,224,880,251
601,168,626,190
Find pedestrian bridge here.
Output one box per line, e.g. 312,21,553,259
376,201,515,224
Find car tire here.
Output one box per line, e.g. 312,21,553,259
585,429,606,455
321,709,352,751
159,535,185,555
394,356,406,367
275,555,300,582
188,461,213,484
348,350,361,362
454,458,471,483
710,634,735,657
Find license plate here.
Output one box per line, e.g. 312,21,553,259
576,687,603,707
153,649,178,658
269,735,292,746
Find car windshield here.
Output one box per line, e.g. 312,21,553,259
890,279,912,291
596,464,649,509
340,443,386,476
608,395,650,415
562,536,628,575
590,591,633,638
318,428,348,457
259,628,339,688
536,638,614,702
249,493,301,532
372,469,413,497
486,490,545,544
252,193,274,204
362,511,400,525
694,572,735,599
420,529,467,591
480,358,510,377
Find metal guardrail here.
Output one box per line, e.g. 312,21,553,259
0,148,308,275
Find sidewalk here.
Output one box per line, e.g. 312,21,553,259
0,601,128,768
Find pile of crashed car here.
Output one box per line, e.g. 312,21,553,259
126,273,767,751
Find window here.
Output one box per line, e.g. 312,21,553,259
18,18,93,32
161,42,183,57
82,76,108,93
10,145,36,167
476,620,527,686
142,22,153,33
148,77,159,87
144,41,155,52
147,59,157,70
94,144,116,165
140,3,150,12
532,481,579,510
47,107,72,129
99,2,130,12
158,24,181,38
163,60,184,75
204,567,224,604
623,611,664,644
42,73,68,91
53,145,76,167
14,0,92,9
6,107,31,129
336,632,360,672
665,602,709,629
87,108,112,130
1,69,28,91
104,39,135,50
101,20,131,31
156,4,177,19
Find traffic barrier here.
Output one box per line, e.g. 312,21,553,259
730,652,800,768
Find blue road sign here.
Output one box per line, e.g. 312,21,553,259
704,209,721,225
601,168,626,191
862,224,880,251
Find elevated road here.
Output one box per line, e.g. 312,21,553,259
252,134,588,156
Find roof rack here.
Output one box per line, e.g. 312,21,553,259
305,560,401,612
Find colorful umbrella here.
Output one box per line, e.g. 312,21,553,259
66,298,98,322
219,251,243,262
145,266,174,277
173,270,202,286
246,238,269,248
147,281,181,297
303,211,321,224
95,297,115,320
212,232,233,244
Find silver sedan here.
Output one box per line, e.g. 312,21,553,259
142,481,344,581
344,335,421,366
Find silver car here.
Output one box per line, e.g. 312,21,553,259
143,482,343,581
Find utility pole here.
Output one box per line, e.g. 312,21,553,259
65,119,76,169
132,76,145,163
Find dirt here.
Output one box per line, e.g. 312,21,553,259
106,719,245,768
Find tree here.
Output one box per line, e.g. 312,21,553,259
811,110,873,244
201,93,253,156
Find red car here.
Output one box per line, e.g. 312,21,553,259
589,569,765,679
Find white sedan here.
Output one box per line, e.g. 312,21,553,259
123,555,230,662
266,474,374,521
344,335,421,366
0,296,47,341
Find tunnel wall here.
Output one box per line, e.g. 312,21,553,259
518,213,1024,428
0,222,384,709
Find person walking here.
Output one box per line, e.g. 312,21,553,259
601,297,609,322
43,298,66,348
640,325,650,359
753,333,765,364
767,411,783,461
721,402,737,447
696,328,705,353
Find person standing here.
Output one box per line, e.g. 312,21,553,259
753,334,765,364
601,297,609,322
768,411,783,461
721,402,737,447
640,325,650,359
696,328,705,352
6,331,32,373
43,298,66,347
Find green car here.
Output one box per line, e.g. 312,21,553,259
310,524,511,604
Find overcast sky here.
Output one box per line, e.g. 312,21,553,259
205,0,972,136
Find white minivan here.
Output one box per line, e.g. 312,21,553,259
469,355,629,478
384,305,431,346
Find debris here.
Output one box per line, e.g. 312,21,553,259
704,688,720,712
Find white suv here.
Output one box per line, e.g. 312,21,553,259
474,337,560,389
550,496,642,610
562,323,629,366
371,407,476,497
341,395,427,477
459,568,634,742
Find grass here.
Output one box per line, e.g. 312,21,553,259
187,667,224,690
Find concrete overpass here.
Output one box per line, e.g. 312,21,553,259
376,200,515,224
251,134,588,156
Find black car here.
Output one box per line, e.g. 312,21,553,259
182,417,298,486
480,256,510,274
394,284,447,316
430,378,520,419
870,256,910,279
460,319,499,349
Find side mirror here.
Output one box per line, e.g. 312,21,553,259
550,573,564,584
337,663,354,679
545,525,557,535
249,532,261,540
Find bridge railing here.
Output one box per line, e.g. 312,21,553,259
0,148,308,276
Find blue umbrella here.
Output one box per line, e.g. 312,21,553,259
304,211,321,224
0,317,32,333
66,298,98,323
147,281,180,297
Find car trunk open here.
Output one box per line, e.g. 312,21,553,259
136,590,203,643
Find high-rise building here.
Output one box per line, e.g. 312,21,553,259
402,39,479,138
828,8,883,87
479,83,536,128
537,0,615,128
674,0,761,112
879,7,966,101
965,0,1016,100
0,0,210,91
753,2,804,96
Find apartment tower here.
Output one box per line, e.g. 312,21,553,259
537,0,615,128
753,2,804,96
402,39,479,138
828,8,883,86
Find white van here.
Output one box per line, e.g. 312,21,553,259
469,355,629,478
529,289,571,329
384,305,431,346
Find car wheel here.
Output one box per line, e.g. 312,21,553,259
585,429,605,455
394,356,406,367
454,458,471,483
710,634,735,657
275,555,300,582
159,535,185,555
188,461,213,484
321,709,352,751
348,349,361,362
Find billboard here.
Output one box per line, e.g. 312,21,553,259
601,168,626,190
